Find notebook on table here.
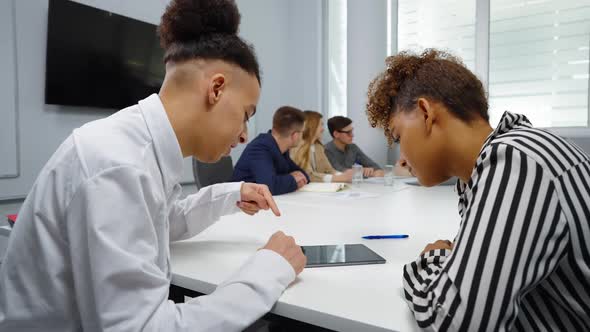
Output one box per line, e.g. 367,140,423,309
299,183,349,193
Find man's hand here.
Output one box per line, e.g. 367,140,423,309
290,171,308,189
262,231,307,275
373,169,385,177
363,167,375,177
238,183,281,216
421,240,454,255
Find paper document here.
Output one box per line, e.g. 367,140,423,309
299,182,349,193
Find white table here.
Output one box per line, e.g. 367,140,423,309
170,181,461,332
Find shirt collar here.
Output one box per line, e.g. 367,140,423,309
456,111,533,196
138,94,184,194
481,111,532,148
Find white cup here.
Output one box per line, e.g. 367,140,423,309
384,164,395,186
352,164,363,186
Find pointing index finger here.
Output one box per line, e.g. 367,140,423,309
262,187,281,216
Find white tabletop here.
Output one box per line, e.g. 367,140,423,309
170,181,461,332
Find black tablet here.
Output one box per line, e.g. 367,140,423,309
302,244,386,268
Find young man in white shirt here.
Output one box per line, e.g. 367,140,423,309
0,1,306,331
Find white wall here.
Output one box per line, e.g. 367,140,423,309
0,0,323,200
285,0,324,112
229,0,324,161
228,0,291,161
0,0,19,178
347,0,389,167
0,0,124,200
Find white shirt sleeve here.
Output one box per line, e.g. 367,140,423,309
169,182,242,242
65,166,295,332
323,171,342,183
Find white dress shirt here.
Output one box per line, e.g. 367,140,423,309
0,94,295,331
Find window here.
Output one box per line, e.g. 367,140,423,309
489,0,590,127
391,0,590,128
326,0,347,118
397,0,476,71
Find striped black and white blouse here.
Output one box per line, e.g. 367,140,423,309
403,112,590,331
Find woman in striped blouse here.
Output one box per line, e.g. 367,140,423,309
366,49,590,331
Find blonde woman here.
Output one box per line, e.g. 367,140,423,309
291,111,353,182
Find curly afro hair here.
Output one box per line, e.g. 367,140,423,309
366,49,488,145
158,0,261,83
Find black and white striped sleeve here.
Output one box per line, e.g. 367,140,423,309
403,143,569,332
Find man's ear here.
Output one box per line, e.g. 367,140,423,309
207,74,226,106
416,97,436,136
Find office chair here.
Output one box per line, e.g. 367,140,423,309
192,156,234,190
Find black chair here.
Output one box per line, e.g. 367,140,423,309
192,156,234,190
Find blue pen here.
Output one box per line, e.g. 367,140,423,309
362,234,409,239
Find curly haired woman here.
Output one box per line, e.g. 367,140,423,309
367,49,590,331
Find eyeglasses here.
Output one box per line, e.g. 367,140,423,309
337,129,353,135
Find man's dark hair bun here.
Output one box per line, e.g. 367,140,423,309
159,0,241,50
158,0,261,83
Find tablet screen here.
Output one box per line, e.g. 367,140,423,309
302,244,386,268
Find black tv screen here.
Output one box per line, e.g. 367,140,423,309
45,0,165,110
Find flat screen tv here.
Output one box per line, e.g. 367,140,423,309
45,0,165,110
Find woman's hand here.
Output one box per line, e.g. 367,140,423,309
421,239,454,255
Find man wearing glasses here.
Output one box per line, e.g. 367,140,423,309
325,116,384,177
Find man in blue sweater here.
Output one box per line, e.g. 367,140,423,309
232,106,309,195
